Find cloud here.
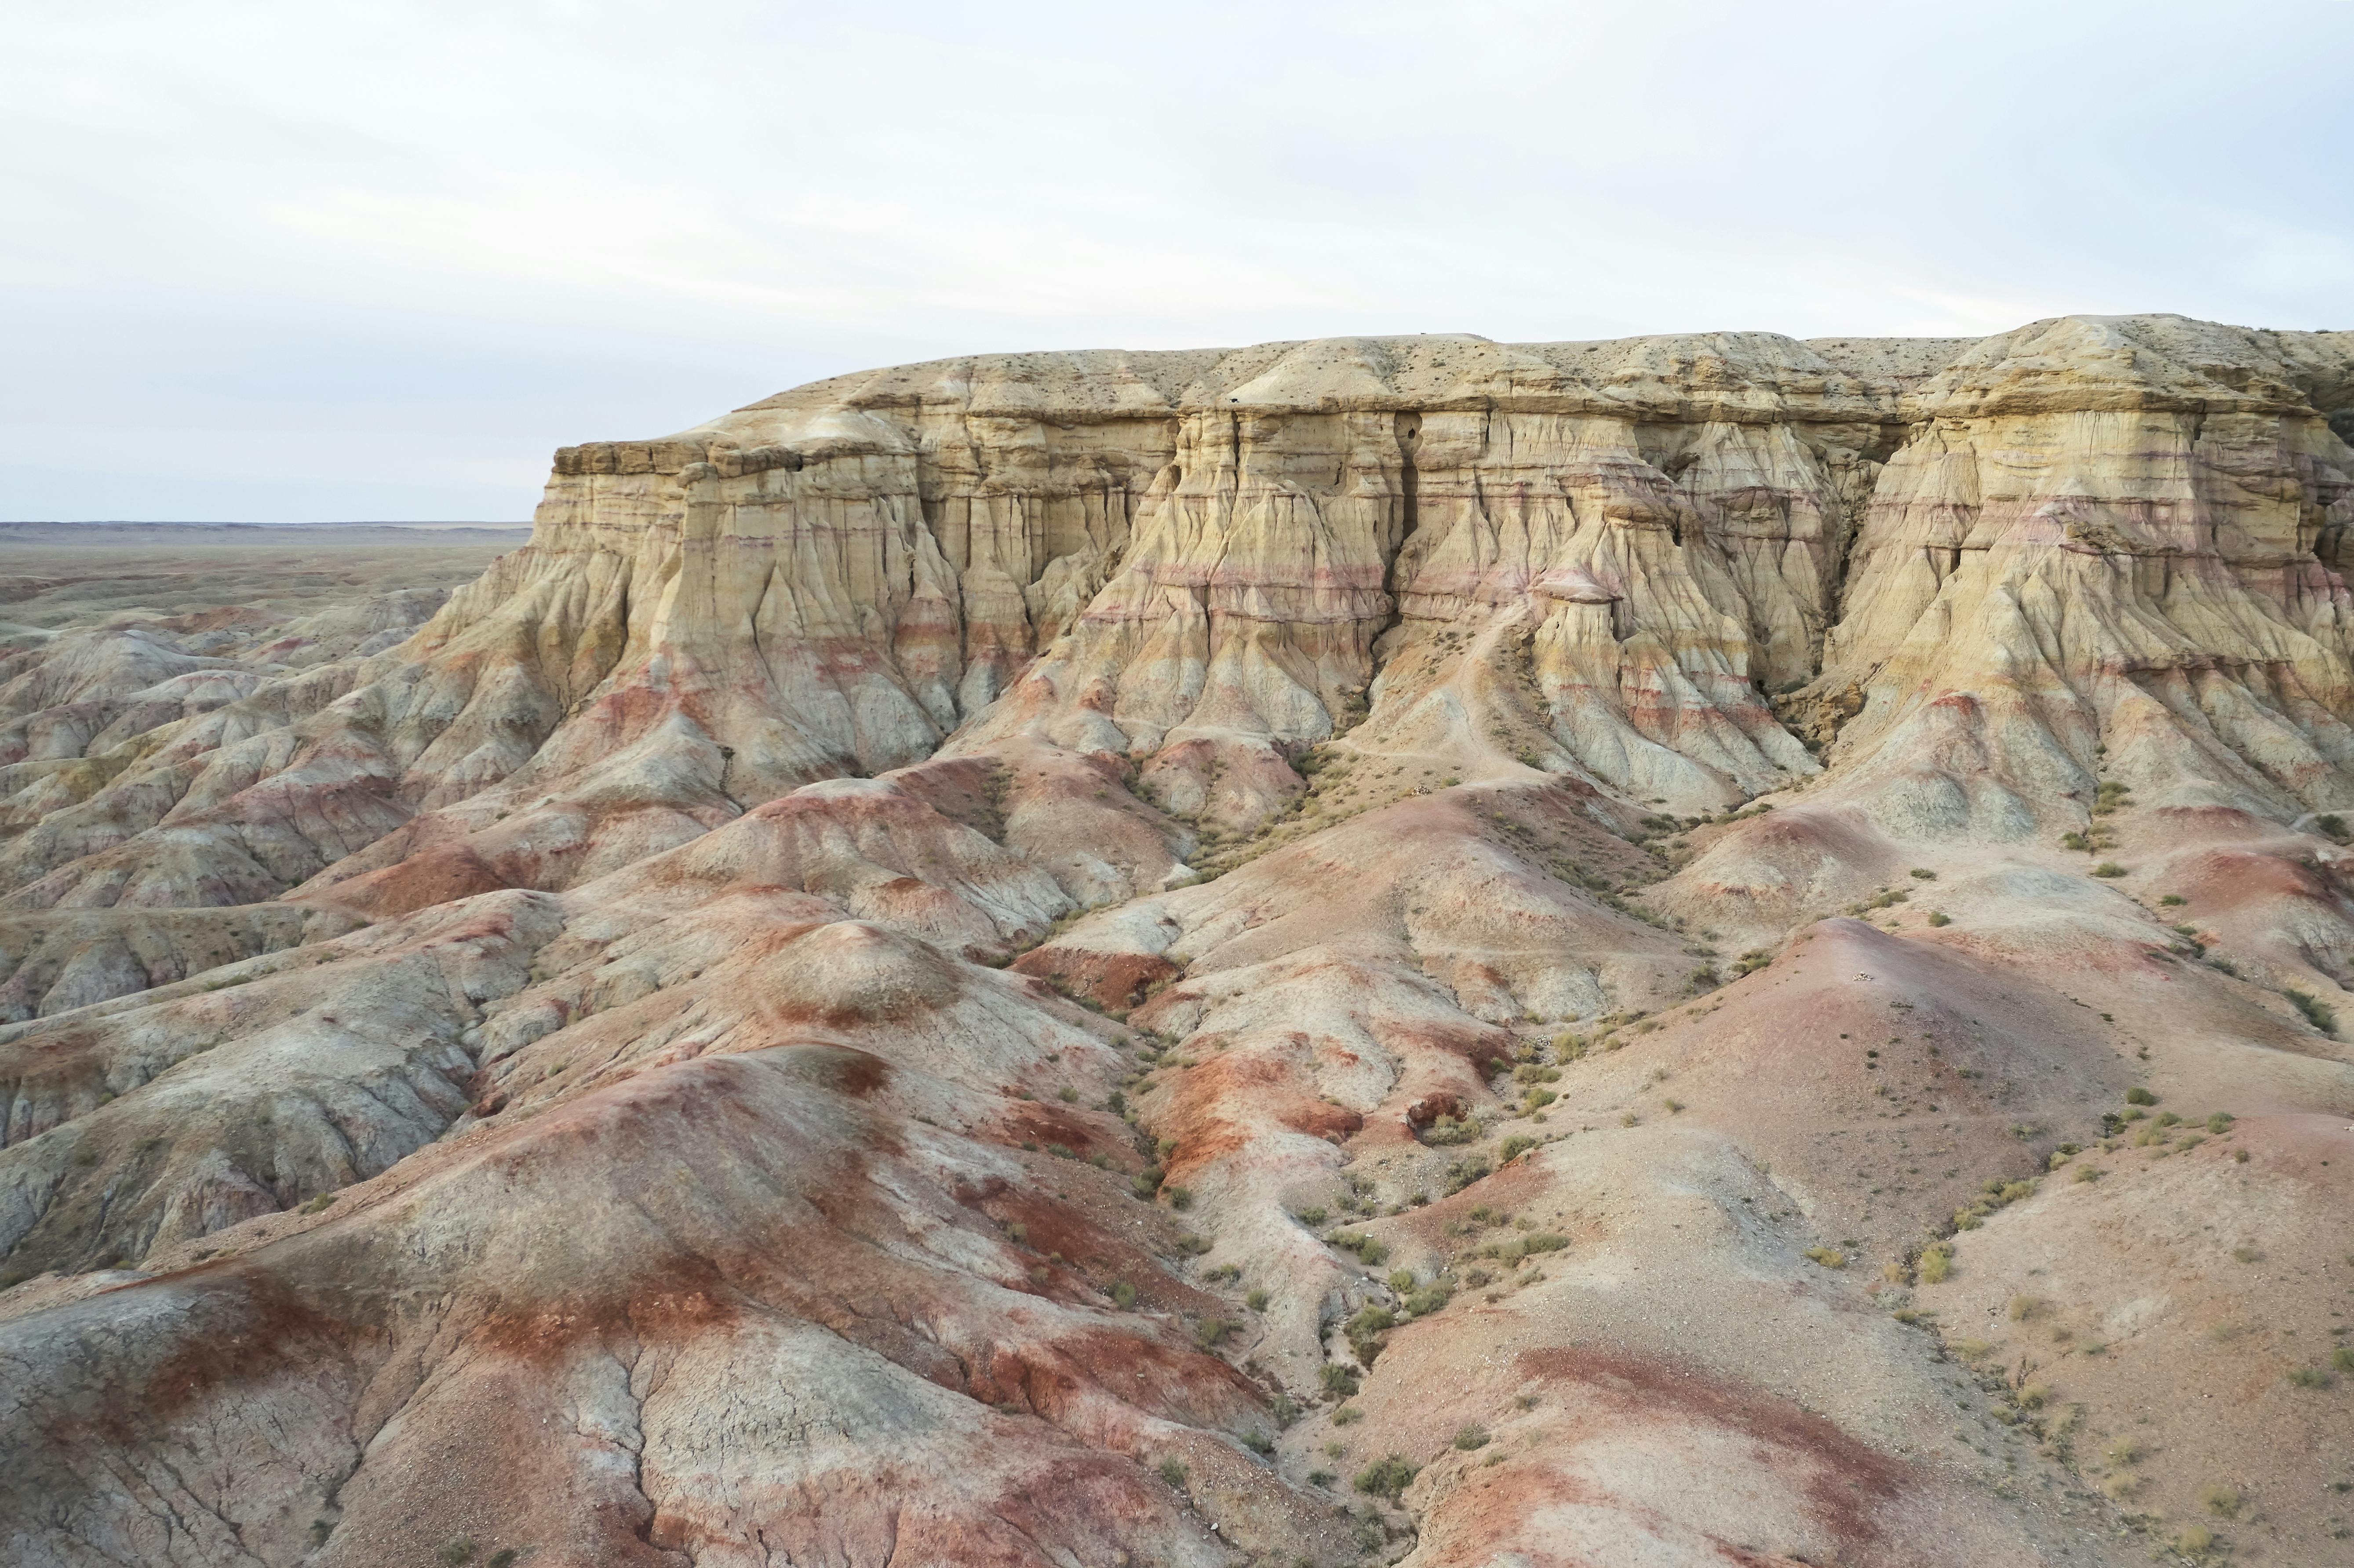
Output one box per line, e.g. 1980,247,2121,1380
2,0,2347,519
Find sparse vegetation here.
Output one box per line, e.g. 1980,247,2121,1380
2197,1480,2241,1517
1354,1454,1419,1499
2289,990,2338,1035
1918,1244,1953,1284
1422,1114,1480,1146
437,1541,476,1567
1803,1246,1846,1269
1927,910,1952,926
1159,1458,1188,1488
2125,1087,2156,1106
2091,862,2127,877
1453,1423,1490,1451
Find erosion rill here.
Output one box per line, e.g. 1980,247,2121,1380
5,315,2353,1566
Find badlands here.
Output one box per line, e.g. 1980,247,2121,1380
3,315,2352,1568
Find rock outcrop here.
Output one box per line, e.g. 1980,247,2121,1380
4,317,2353,1568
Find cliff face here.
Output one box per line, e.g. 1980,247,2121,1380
4,318,2354,1568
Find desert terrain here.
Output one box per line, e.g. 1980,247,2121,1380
2,318,2350,1568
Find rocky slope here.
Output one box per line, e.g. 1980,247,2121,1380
4,319,2353,1568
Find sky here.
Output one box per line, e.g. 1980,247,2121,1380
4,1,2350,522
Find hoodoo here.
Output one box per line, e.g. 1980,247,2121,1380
5,316,2353,1566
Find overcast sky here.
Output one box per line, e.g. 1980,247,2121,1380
5,0,2349,521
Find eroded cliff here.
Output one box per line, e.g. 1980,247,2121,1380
4,318,2353,1568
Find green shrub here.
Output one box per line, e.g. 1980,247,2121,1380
2288,1366,2334,1388
1166,1185,1193,1211
2176,1523,2213,1554
1918,1244,1953,1284
1422,1115,1480,1146
1110,1280,1136,1309
1243,1429,1274,1455
2197,1481,2240,1517
1246,1287,1269,1311
1195,1318,1232,1349
1498,1135,1536,1164
1404,1285,1452,1316
1321,1363,1360,1397
1803,1246,1846,1269
1353,1454,1419,1499
1159,1459,1188,1488
2091,862,2127,877
1308,1468,1336,1487
487,1552,517,1568
437,1542,475,1567
1331,1404,1362,1426
2290,990,2338,1034
2124,1087,2156,1106
2206,1112,2233,1133
1132,1166,1166,1198
1446,1156,1491,1194
1910,867,1937,880
1452,1423,1490,1451
1927,911,1952,926
2159,893,2186,906
1296,1205,1326,1226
